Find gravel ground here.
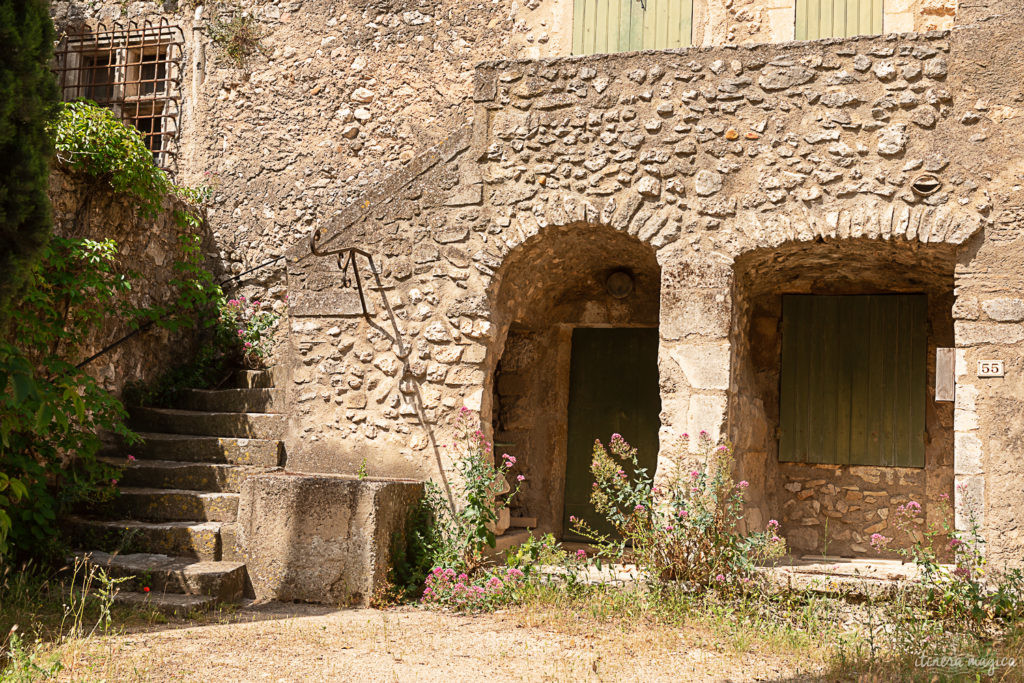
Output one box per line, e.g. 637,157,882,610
54,602,825,682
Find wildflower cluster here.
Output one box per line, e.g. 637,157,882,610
412,408,525,574
217,295,278,367
871,486,1024,635
420,566,526,611
572,432,785,590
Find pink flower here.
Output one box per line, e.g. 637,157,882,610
237,329,245,337
126,454,136,462
244,342,253,348
516,474,525,482
502,453,516,465
610,433,623,441
253,301,261,306
717,445,728,452
110,479,118,486
948,538,963,549
870,533,891,550
634,504,645,512
506,568,524,579
767,519,780,531
664,524,674,531
576,549,587,558
738,480,749,489
690,471,699,480
715,574,725,582
569,515,577,523
677,509,689,518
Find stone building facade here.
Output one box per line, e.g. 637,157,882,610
50,0,1024,567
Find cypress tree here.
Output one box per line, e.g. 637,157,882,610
0,0,58,305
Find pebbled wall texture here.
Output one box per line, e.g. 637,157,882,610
282,13,1024,565
48,0,1024,564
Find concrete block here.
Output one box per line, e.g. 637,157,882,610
237,474,423,606
954,433,984,475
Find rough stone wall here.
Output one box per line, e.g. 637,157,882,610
48,168,210,396
50,0,959,287
279,26,1024,560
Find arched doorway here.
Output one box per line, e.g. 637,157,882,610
730,238,956,557
489,223,662,538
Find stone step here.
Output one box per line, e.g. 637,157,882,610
99,487,239,522
103,457,276,493
113,590,218,616
64,516,222,560
233,369,278,389
74,550,246,601
129,407,287,439
177,388,284,414
118,433,283,467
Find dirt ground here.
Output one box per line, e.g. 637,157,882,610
54,602,826,682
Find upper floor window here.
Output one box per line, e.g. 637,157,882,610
54,20,183,171
573,0,693,55
796,0,883,40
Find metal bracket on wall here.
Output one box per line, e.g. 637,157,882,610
309,228,408,358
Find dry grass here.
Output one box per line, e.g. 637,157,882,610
27,600,827,682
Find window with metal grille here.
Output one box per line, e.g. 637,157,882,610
54,20,183,171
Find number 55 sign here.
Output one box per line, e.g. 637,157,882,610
978,360,1005,378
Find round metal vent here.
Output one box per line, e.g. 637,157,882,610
605,270,635,299
911,174,942,196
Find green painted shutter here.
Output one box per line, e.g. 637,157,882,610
779,295,926,468
796,0,883,40
573,0,692,55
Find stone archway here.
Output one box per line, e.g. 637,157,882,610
487,223,662,537
729,237,957,557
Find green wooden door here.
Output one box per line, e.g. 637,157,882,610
563,328,661,539
796,0,883,40
779,294,927,468
572,0,693,55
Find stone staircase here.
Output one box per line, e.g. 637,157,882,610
66,368,285,614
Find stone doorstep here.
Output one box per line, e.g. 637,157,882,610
177,388,285,415
116,433,284,467
100,457,280,493
128,407,287,440
99,487,239,523
64,516,223,561
72,550,246,601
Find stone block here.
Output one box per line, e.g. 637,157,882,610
686,393,727,449
668,341,731,390
982,298,1024,322
237,474,423,606
954,321,1024,346
954,433,983,475
954,475,985,531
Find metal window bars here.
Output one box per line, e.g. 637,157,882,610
54,19,184,172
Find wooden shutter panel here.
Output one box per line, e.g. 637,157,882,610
796,0,883,40
779,295,926,468
572,0,692,55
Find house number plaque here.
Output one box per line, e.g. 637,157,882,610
977,360,1005,378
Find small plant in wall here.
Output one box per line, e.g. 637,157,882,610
207,11,267,69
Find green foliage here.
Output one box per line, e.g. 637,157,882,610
0,0,59,305
49,101,173,218
571,433,785,589
0,238,138,560
414,408,522,574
